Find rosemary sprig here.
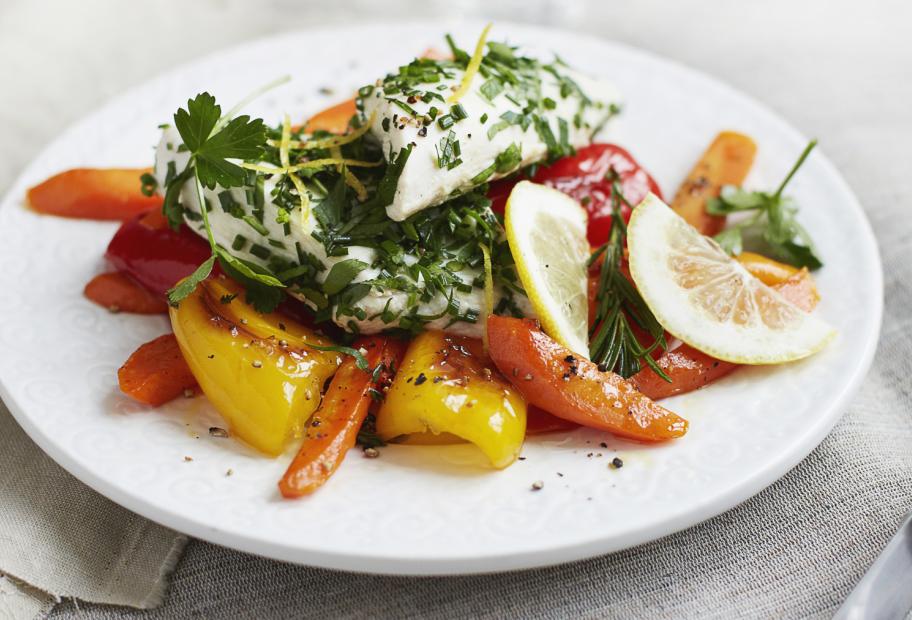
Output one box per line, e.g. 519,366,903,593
588,176,670,381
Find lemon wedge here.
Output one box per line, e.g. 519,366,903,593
505,181,590,357
627,194,834,364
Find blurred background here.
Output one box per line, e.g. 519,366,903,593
1,0,908,203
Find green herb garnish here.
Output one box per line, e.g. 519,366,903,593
589,174,670,380
163,92,284,308
708,140,822,270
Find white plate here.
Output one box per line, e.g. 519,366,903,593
0,21,881,575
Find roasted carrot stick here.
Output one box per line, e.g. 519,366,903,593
303,98,357,134
487,316,687,442
279,336,407,498
670,132,757,235
27,168,162,220
118,334,198,406
84,272,168,314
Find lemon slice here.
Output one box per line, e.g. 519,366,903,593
505,181,590,357
628,194,834,364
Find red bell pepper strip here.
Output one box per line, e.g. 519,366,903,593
488,144,662,246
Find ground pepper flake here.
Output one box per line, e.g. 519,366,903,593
611,457,624,469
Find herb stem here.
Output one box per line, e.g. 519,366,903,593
774,139,817,200
193,172,218,252
214,75,291,134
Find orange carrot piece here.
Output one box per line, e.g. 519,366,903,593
767,268,820,312
487,316,687,442
118,334,197,406
27,168,162,221
670,132,757,235
279,336,407,498
84,272,168,314
303,99,357,134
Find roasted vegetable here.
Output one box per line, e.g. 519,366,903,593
487,316,687,442
377,331,526,468
280,336,406,497
118,334,197,406
169,277,340,456
303,98,356,134
84,272,168,314
27,168,161,220
670,132,757,235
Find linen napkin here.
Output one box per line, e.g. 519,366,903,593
0,399,186,617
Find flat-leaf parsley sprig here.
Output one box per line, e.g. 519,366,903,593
164,91,285,307
588,174,670,381
708,140,823,270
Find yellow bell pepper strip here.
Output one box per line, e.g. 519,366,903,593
376,331,527,469
279,336,407,498
169,276,341,456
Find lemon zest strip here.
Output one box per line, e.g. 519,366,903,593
448,23,492,104
240,158,382,175
270,112,376,151
330,145,369,202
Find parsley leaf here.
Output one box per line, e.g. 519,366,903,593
195,114,267,189
217,254,285,313
173,92,220,152
173,93,267,189
167,256,216,307
164,92,279,306
322,259,368,296
710,140,823,270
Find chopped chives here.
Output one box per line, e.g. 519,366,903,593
450,103,468,121
249,244,271,260
243,214,269,236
